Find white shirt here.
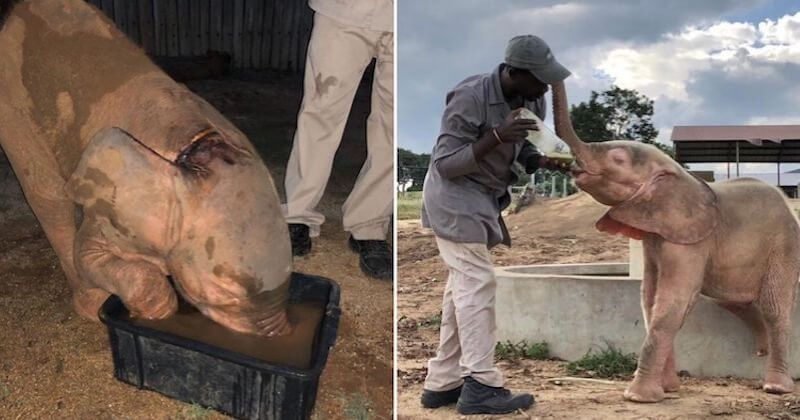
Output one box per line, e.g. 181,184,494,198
309,0,393,32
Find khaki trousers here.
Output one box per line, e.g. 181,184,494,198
282,13,394,240
424,236,505,391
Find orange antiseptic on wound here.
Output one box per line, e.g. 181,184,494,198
596,214,647,240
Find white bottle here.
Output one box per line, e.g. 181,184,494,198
517,108,574,164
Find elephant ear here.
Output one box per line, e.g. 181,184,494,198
66,127,182,251
598,171,718,244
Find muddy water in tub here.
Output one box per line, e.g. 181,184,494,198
128,301,326,369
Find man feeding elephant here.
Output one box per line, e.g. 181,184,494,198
0,0,292,336
419,35,571,415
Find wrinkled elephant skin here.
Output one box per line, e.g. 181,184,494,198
0,0,292,336
550,80,800,401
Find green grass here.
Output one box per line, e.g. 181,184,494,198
0,382,10,401
342,393,373,420
418,313,442,329
397,191,422,220
495,340,550,361
178,403,214,419
566,344,638,378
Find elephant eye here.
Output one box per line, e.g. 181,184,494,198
609,149,628,165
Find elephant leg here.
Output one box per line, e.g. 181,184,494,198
626,291,698,403
758,265,797,394
639,244,678,392
661,346,680,393
3,151,108,319
75,221,177,320
717,302,768,356
626,245,703,403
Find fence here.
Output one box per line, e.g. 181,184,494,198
398,166,427,192
86,0,314,72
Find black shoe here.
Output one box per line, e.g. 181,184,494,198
348,236,392,280
456,377,535,415
288,224,311,256
421,386,462,409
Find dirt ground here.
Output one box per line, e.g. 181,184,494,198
0,70,391,419
397,193,800,419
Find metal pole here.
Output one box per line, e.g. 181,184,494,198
735,141,740,177
727,162,730,179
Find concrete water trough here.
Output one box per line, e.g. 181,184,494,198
495,242,800,378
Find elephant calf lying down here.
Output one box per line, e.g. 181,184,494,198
0,0,292,336
549,80,800,402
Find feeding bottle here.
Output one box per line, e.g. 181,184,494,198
517,108,574,165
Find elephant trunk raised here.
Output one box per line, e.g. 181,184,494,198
550,80,602,175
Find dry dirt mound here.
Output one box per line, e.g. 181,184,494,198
505,192,611,237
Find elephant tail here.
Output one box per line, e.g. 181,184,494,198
0,0,21,30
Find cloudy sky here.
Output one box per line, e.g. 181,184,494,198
398,0,800,176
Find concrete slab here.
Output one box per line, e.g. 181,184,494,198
495,263,800,378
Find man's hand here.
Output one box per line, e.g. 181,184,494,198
495,108,538,144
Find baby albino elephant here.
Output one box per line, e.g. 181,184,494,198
0,0,291,335
549,81,800,402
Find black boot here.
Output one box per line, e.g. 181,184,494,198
421,386,462,409
288,224,311,256
456,377,535,415
348,235,392,280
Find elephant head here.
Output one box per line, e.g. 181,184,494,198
550,81,718,244
66,127,293,336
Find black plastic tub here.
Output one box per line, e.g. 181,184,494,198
99,273,341,420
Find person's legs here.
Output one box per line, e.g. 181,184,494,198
424,267,463,391
283,13,376,239
441,239,504,387
342,31,394,240
421,265,465,407
427,237,534,414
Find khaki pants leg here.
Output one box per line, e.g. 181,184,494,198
283,13,392,238
342,31,394,240
424,236,504,391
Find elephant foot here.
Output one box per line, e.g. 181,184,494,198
125,289,178,320
763,372,794,394
624,377,665,403
662,373,680,393
73,288,111,321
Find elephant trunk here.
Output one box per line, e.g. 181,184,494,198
551,81,600,173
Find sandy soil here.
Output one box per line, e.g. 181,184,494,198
397,193,800,419
0,70,391,419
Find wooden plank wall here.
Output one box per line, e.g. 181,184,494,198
85,0,313,72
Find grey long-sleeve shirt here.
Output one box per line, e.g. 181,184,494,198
421,64,546,248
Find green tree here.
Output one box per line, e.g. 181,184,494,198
569,85,674,158
397,148,430,191
398,147,430,169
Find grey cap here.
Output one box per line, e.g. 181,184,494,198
505,35,571,84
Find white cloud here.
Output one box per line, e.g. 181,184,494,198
399,1,799,153
759,12,800,44
597,12,800,102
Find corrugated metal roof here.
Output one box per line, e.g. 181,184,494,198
671,125,800,163
672,125,800,143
